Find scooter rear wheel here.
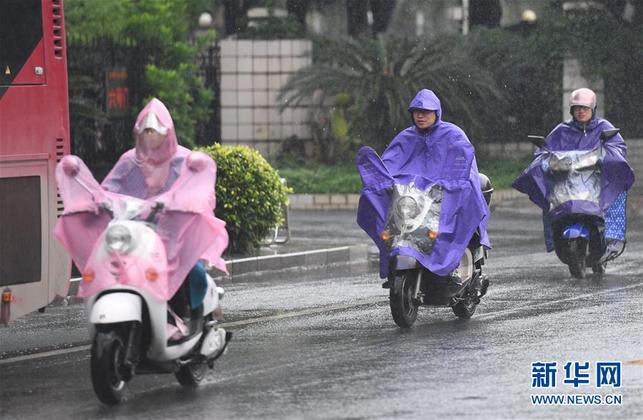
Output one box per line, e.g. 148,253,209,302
567,238,587,279
90,331,126,405
389,270,419,328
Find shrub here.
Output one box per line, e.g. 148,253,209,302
198,144,291,255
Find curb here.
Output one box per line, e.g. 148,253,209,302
217,244,368,282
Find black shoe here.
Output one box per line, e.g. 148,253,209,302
479,276,490,297
381,280,391,289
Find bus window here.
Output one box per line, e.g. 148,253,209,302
0,0,45,88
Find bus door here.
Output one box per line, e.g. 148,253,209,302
0,0,71,323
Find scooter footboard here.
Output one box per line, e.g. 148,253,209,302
90,292,143,324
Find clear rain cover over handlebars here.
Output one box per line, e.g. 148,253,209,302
546,147,602,211
383,183,443,254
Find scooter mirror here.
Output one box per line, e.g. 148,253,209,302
61,155,80,177
527,135,546,149
599,128,620,141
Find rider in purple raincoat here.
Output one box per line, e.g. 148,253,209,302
513,88,635,261
357,89,491,280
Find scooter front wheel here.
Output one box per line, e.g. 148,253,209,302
175,361,207,387
90,331,127,405
452,289,477,319
389,270,419,328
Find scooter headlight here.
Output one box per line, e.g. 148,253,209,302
105,225,134,254
397,196,419,219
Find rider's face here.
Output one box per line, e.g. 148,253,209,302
412,109,437,129
573,106,592,123
140,128,166,150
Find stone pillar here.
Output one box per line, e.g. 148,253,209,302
219,39,312,159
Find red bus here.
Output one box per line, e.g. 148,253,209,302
0,0,71,322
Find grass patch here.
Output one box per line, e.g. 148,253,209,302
276,163,362,194
276,156,533,194
477,155,533,190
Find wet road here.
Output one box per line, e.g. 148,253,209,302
1,198,642,419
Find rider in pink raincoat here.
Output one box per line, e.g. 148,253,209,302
99,98,227,319
56,98,228,318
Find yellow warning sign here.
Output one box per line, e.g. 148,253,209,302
4,66,10,75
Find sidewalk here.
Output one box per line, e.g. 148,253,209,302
221,208,371,281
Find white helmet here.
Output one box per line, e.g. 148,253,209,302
569,88,597,114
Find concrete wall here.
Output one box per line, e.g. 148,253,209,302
219,39,312,158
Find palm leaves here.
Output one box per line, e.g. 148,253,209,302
279,34,503,153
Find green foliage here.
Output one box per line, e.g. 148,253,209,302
279,34,503,153
145,63,213,148
303,93,357,164
546,1,643,137
276,163,362,194
65,0,217,148
476,154,534,191
198,144,292,255
276,157,525,193
238,15,305,39
467,19,564,144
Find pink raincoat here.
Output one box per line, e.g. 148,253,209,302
54,99,228,301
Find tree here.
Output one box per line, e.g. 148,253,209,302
222,0,252,35
65,0,217,157
279,34,502,154
287,0,310,27
346,0,396,37
469,0,502,28
550,0,643,136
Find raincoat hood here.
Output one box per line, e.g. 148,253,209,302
134,98,178,165
407,88,442,122
102,98,188,199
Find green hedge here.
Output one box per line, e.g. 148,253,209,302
276,163,362,194
277,158,526,193
199,144,291,255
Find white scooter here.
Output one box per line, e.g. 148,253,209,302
55,154,231,405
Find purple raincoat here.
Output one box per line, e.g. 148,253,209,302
513,117,635,219
357,89,491,279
